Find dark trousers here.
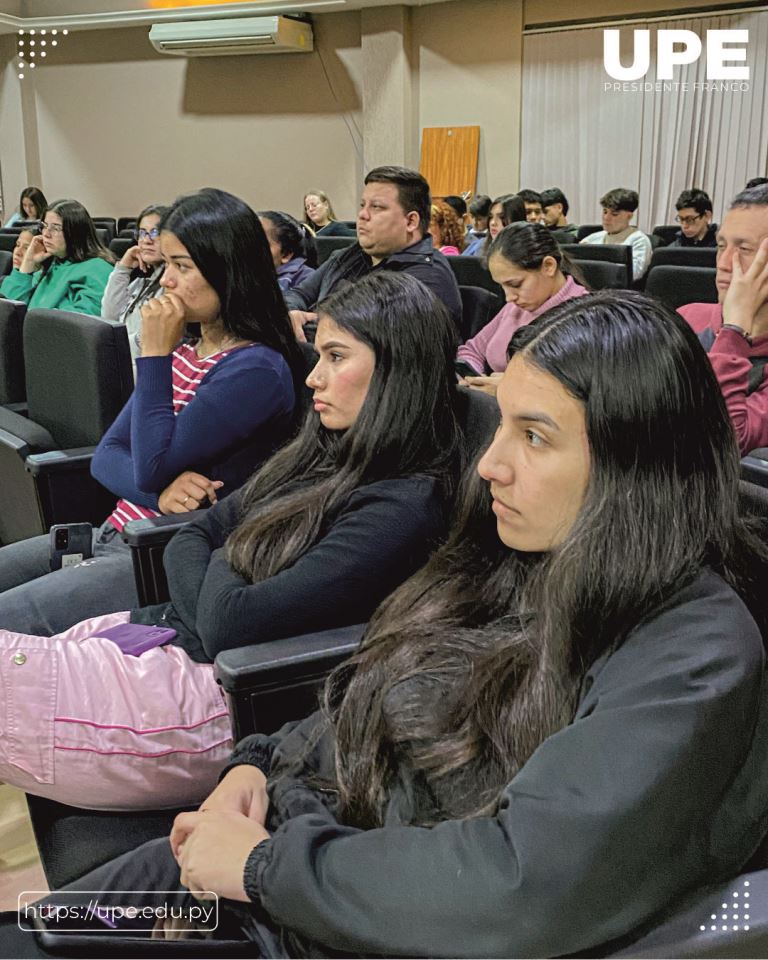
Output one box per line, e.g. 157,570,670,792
0,838,286,958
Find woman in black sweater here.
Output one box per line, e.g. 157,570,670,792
18,291,768,960
0,272,462,812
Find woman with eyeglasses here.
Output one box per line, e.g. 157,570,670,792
0,198,114,315
101,204,169,370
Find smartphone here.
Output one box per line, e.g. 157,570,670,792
455,359,480,379
49,523,93,572
97,623,178,656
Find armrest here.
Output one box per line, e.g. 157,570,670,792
0,425,32,459
25,446,96,476
214,624,367,740
122,510,207,607
742,454,768,488
121,510,207,549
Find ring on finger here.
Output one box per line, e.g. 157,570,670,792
182,495,190,505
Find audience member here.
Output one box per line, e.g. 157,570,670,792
457,221,588,392
0,199,114,315
9,226,36,271
0,272,463,811
482,193,527,258
2,185,46,227
100,203,168,369
0,188,302,636
540,187,578,242
286,166,462,340
443,194,468,226
670,188,717,247
580,187,652,279
518,188,544,223
259,211,317,292
303,189,355,237
429,199,465,255
679,183,768,453
463,194,492,255
18,290,768,960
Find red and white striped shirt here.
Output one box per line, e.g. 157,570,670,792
108,342,231,532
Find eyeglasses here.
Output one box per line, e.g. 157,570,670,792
136,227,160,241
675,214,703,225
39,221,64,235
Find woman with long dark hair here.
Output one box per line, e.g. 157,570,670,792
0,188,302,636
2,184,47,226
0,198,114,314
24,290,768,959
0,271,461,811
457,221,588,394
101,203,169,370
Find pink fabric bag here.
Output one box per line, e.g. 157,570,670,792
0,612,232,811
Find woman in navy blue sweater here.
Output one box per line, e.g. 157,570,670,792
0,272,462,812
0,188,303,636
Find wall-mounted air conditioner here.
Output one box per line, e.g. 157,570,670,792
149,16,313,57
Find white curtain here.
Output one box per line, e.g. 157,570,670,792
521,10,768,230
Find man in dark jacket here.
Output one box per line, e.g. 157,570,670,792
285,166,462,341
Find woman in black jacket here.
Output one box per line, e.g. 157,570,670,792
0,272,462,813
13,291,768,958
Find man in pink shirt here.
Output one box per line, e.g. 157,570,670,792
678,184,768,455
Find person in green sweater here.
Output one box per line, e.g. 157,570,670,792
0,197,114,315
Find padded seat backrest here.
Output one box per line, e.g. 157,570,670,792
298,340,318,415
561,242,634,281
0,299,26,404
23,309,133,448
456,385,497,460
0,249,12,277
117,217,136,233
576,224,602,241
646,265,717,311
652,224,679,246
315,235,356,264
651,246,717,269
447,256,505,302
0,233,18,253
459,284,500,342
109,237,134,259
574,260,628,290
92,218,117,241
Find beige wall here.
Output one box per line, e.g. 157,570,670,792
1,12,364,221
414,0,522,198
0,0,759,221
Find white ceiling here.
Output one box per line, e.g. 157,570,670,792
0,0,459,34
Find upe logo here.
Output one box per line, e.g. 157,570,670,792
604,30,749,80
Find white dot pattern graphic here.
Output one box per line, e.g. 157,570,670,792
699,881,755,939
15,27,68,79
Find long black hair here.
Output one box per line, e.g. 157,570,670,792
45,199,114,265
19,186,47,220
325,290,766,828
160,188,304,397
259,210,318,268
225,271,462,583
488,221,586,286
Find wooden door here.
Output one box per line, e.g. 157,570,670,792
419,126,480,197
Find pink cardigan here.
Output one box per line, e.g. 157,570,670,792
457,275,589,373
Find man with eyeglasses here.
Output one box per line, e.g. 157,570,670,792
670,189,717,248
